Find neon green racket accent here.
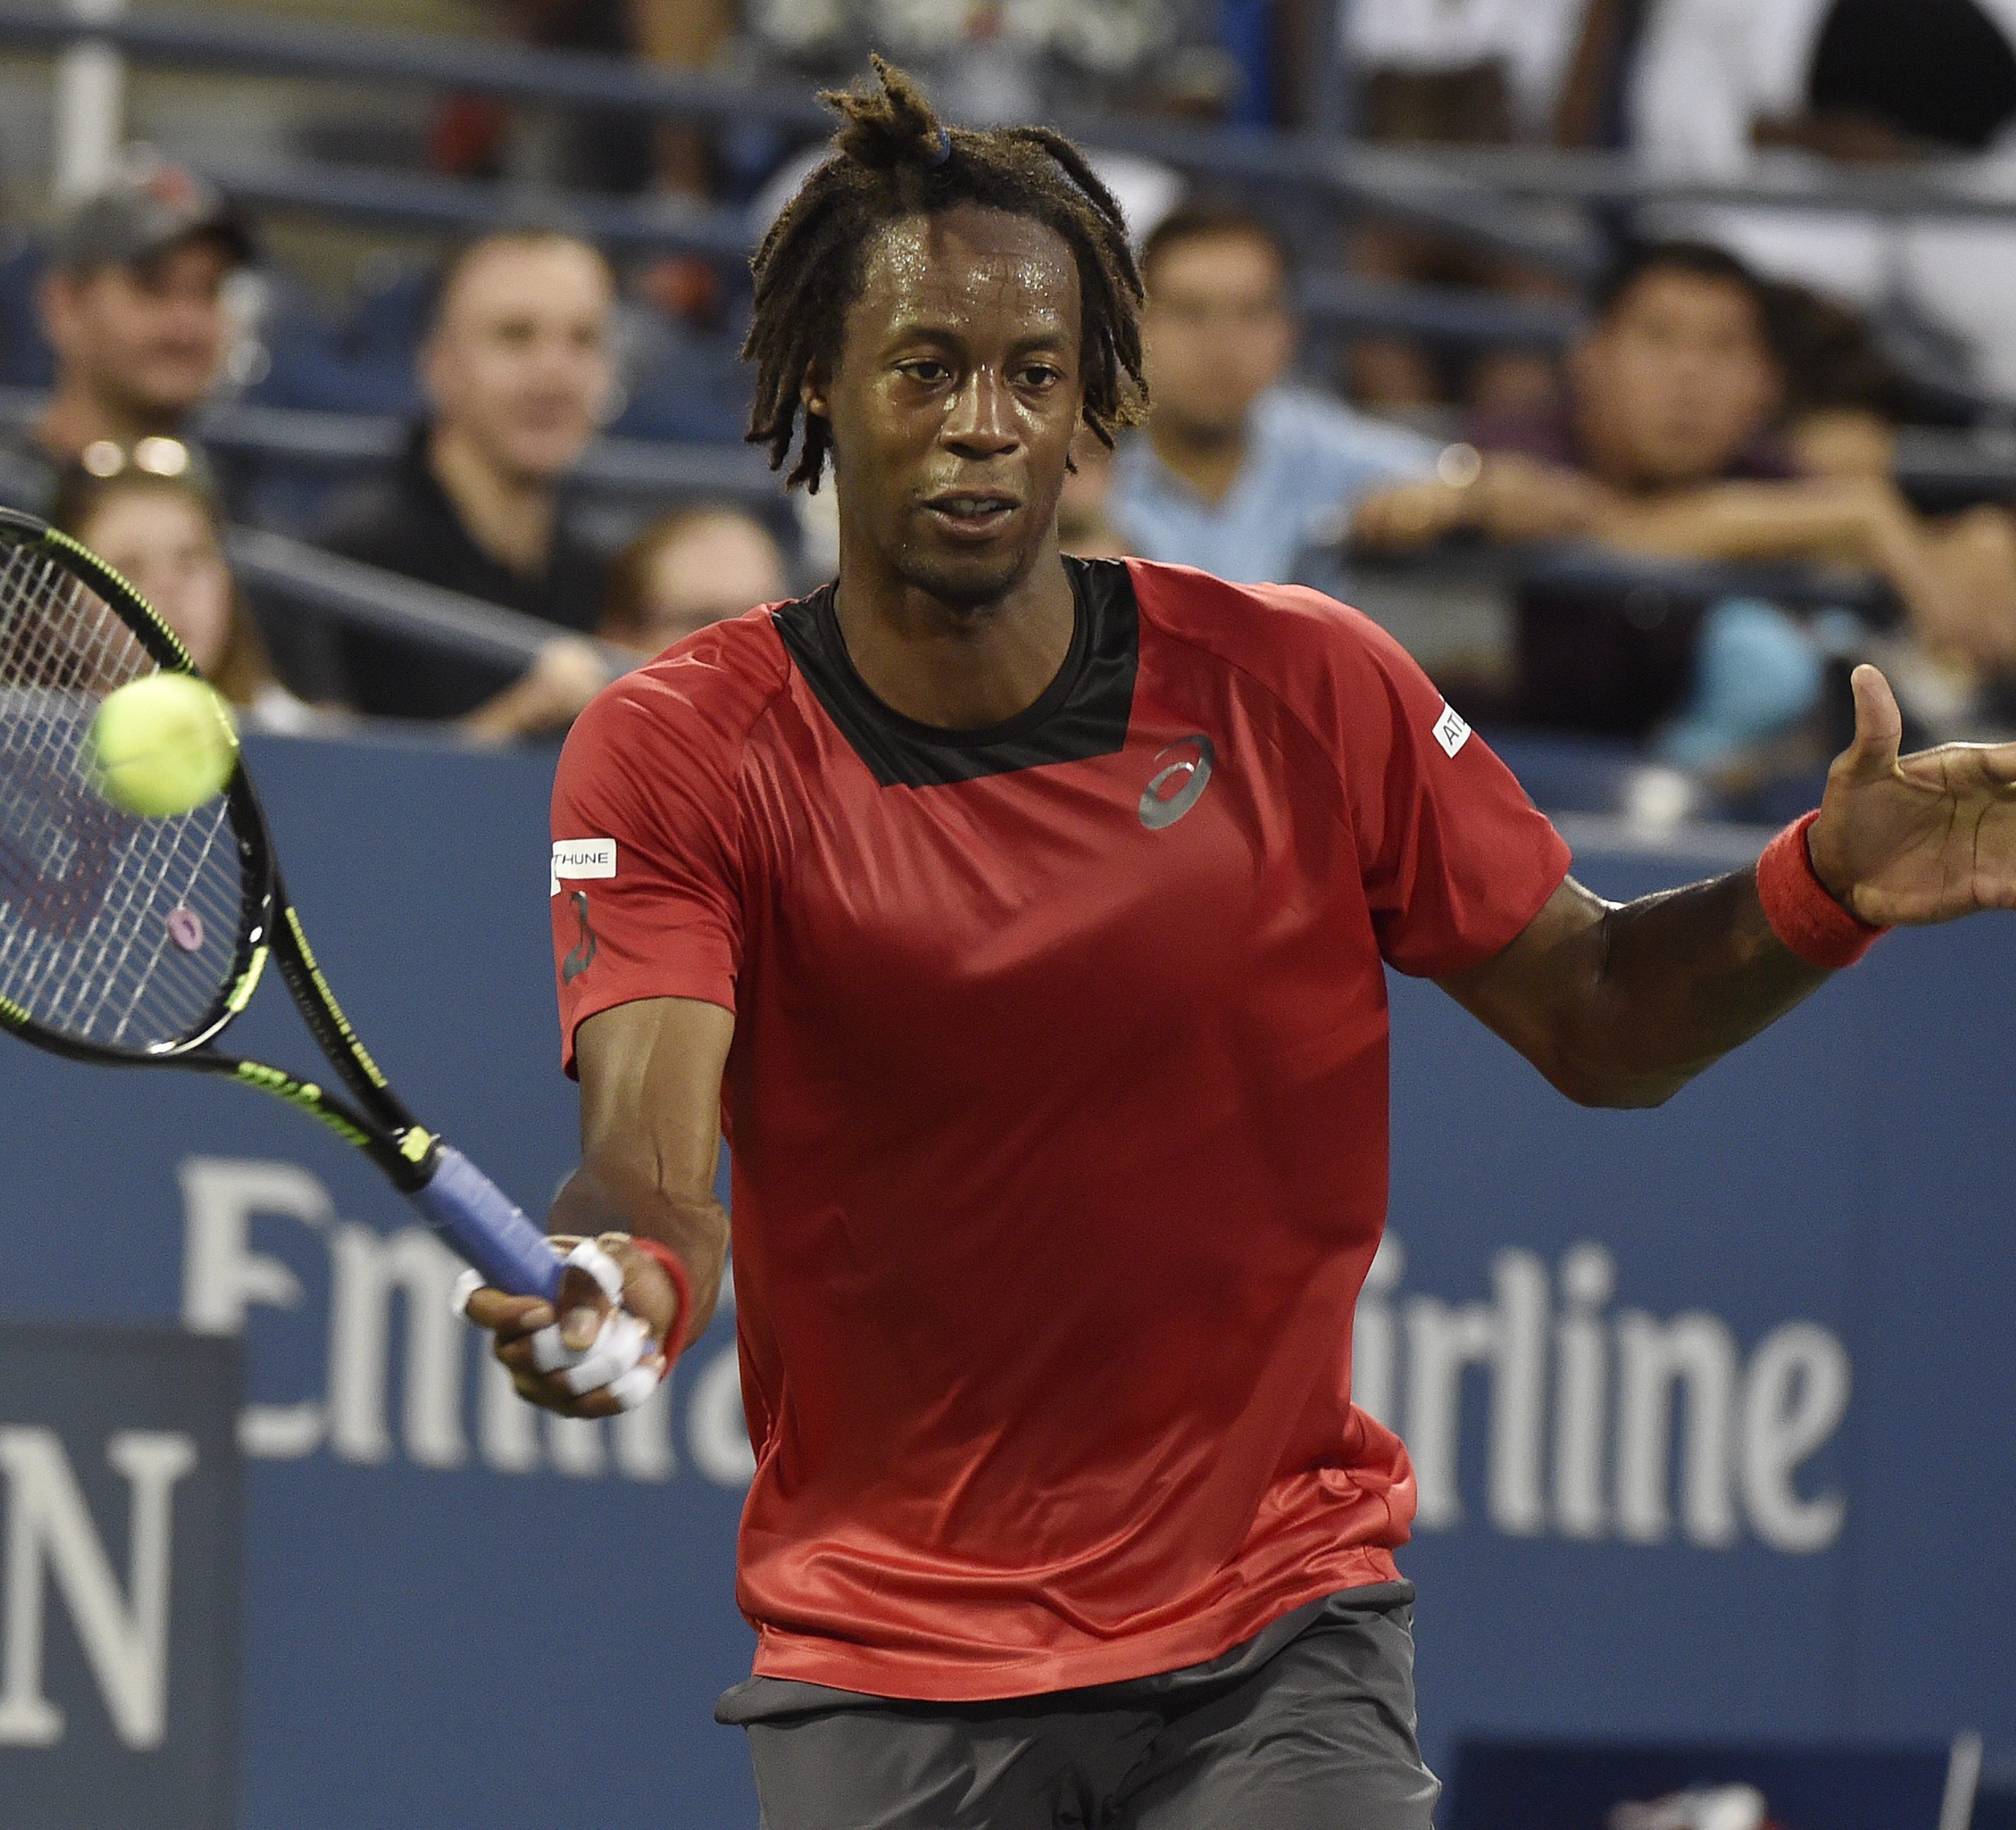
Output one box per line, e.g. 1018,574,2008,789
43,528,198,671
233,1059,373,1148
398,1127,436,1165
226,945,268,1016
283,909,391,1089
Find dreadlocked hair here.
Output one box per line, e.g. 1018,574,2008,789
745,56,1147,492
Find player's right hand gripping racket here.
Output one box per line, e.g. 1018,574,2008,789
0,505,564,1303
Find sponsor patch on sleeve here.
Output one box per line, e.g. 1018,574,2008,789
1431,701,1472,759
551,838,617,897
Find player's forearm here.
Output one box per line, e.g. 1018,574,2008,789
1590,478,1911,570
461,676,566,746
548,1154,730,1339
1559,870,1828,1107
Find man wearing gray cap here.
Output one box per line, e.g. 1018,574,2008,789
0,161,251,514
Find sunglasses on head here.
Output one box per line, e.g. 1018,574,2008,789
77,435,195,481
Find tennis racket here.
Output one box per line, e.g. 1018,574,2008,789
0,504,564,1303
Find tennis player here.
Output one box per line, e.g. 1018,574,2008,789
464,62,2016,1830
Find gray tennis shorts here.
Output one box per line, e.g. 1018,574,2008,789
715,1582,1440,1830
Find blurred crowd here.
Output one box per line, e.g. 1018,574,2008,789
7,0,2016,809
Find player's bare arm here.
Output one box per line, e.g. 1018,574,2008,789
1442,663,2016,1107
467,994,733,1418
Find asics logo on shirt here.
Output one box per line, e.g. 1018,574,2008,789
1138,736,1215,831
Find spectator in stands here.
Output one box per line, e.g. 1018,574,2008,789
51,457,318,734
54,448,604,745
599,505,788,657
1342,0,1593,411
1057,429,1129,561
1355,240,2016,675
455,633,614,745
1109,201,1438,585
318,228,617,725
0,164,251,517
1767,278,1920,483
1628,0,2016,396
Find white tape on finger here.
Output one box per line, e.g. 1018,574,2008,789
559,1313,651,1396
564,1238,626,1304
605,1362,663,1412
529,1325,585,1374
450,1269,484,1320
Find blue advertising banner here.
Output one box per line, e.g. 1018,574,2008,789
0,734,2011,1829
0,1325,243,1830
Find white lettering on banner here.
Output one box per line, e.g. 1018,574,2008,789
551,838,616,897
1616,1310,1740,1546
0,1429,197,1749
173,1159,1852,1545
1553,1243,1613,1538
1402,1251,1550,1534
1741,1323,1852,1552
689,1344,759,1486
328,1224,471,1468
180,1158,331,1459
1354,1235,1853,1551
178,1157,736,1489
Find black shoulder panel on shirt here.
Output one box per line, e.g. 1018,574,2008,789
770,556,1139,787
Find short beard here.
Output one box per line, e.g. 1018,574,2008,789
890,536,1044,619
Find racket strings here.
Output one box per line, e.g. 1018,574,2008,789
0,539,249,1050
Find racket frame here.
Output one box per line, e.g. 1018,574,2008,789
0,509,440,1192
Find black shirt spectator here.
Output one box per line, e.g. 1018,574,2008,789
320,423,607,719
313,229,619,730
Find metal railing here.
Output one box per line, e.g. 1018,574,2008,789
11,5,2016,251
0,3,1604,330
0,384,786,503
227,526,590,670
226,526,639,673
202,160,758,261
0,3,1600,274
0,2,832,132
197,398,784,502
0,388,706,670
11,2,2013,224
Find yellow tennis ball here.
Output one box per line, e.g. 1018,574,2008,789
88,672,239,818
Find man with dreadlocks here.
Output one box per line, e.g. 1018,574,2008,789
462,57,2016,1830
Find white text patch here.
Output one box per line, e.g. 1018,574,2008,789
551,838,616,897
1432,702,1472,760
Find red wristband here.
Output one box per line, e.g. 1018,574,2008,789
626,1236,694,1362
1755,810,1887,970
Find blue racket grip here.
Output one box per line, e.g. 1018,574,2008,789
409,1145,564,1302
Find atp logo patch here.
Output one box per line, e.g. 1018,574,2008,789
1432,701,1472,759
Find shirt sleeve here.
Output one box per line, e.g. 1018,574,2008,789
549,670,747,1076
1286,393,1439,550
1302,394,1439,490
1326,604,1572,977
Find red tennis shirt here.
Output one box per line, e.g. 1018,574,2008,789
550,556,1571,1700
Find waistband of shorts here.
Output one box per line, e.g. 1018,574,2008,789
714,1580,1418,1727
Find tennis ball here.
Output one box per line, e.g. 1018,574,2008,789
88,672,239,818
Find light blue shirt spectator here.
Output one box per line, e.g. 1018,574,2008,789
1109,387,1439,585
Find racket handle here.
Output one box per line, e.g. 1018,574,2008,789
410,1145,564,1302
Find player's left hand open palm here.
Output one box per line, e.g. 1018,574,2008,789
1807,664,2016,925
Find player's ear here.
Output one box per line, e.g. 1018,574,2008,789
800,363,830,422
